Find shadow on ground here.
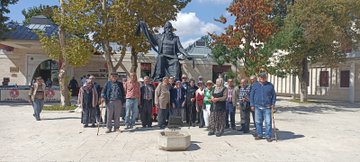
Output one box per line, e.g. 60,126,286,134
277,105,358,114
275,130,305,141
41,117,81,120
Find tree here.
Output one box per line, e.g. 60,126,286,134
37,0,93,106
210,0,286,78
0,0,18,38
56,0,190,76
22,5,58,24
273,0,360,102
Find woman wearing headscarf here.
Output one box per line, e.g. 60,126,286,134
208,78,228,137
203,80,214,128
78,79,98,128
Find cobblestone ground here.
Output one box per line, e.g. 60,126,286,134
0,97,359,161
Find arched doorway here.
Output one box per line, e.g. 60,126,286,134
32,60,59,86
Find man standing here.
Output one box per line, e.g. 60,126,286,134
250,72,276,142
185,79,198,126
124,73,141,129
249,75,257,128
28,77,46,121
238,79,251,133
101,73,125,133
140,76,155,128
170,80,186,117
225,78,237,130
155,77,171,129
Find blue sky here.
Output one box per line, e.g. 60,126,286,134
6,0,232,47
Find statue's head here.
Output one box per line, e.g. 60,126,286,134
164,21,173,33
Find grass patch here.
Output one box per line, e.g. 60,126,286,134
43,105,77,111
289,99,322,104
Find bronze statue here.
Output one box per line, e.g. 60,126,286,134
136,21,192,81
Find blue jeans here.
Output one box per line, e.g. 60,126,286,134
32,98,44,120
125,98,139,127
255,106,272,138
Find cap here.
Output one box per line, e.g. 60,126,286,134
175,80,181,84
205,80,213,85
110,72,118,76
258,72,267,78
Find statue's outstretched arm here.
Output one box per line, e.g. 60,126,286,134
136,21,159,53
176,38,192,60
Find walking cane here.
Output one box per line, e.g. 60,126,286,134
271,106,278,141
97,100,104,136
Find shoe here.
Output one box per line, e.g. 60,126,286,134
199,126,204,128
125,126,130,129
142,125,147,128
208,131,215,136
231,127,236,130
83,124,89,128
266,138,273,142
91,124,96,127
215,132,221,137
192,123,196,127
254,136,263,140
114,128,121,133
105,129,111,133
243,130,250,134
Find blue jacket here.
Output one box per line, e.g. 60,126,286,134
170,87,186,106
250,81,276,108
101,81,125,104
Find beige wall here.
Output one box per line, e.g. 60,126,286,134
269,59,360,102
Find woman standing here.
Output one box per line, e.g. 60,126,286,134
203,80,213,128
208,78,228,137
78,79,98,128
195,81,205,128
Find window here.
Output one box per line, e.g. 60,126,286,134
340,70,350,87
319,71,329,87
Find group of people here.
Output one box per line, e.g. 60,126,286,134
29,71,276,142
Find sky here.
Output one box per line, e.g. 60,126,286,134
6,0,232,48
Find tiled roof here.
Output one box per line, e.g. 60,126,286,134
186,39,211,57
3,16,58,40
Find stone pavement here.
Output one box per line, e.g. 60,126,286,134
0,97,359,162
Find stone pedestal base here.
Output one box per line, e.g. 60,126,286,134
158,131,191,151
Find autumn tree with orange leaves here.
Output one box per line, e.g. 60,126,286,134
210,0,287,77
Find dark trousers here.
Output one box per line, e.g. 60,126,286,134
186,102,197,125
141,99,153,127
240,102,250,131
82,106,96,125
197,105,205,127
158,108,168,128
251,110,256,128
225,102,236,128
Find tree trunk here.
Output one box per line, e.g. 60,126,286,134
102,41,115,78
291,73,297,99
130,48,138,73
58,0,71,106
298,58,309,102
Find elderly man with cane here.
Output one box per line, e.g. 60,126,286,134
250,72,276,142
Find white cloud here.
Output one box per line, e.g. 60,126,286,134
171,12,221,38
197,0,232,4
182,38,200,48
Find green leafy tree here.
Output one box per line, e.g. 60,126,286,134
55,0,190,76
273,0,360,102
21,5,58,24
0,0,18,38
210,0,287,79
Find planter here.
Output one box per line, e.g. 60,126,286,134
158,131,191,151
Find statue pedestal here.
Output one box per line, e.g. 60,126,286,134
158,131,191,151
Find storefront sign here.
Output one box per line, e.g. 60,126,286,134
0,88,60,102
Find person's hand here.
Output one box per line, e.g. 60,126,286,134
251,106,255,111
172,103,175,109
181,102,185,107
191,98,195,102
271,105,276,113
28,99,33,104
100,98,105,103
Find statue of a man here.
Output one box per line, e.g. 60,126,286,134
136,21,192,81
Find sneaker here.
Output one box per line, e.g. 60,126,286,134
105,129,111,133
83,124,89,128
208,131,215,136
215,132,221,137
266,138,273,142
